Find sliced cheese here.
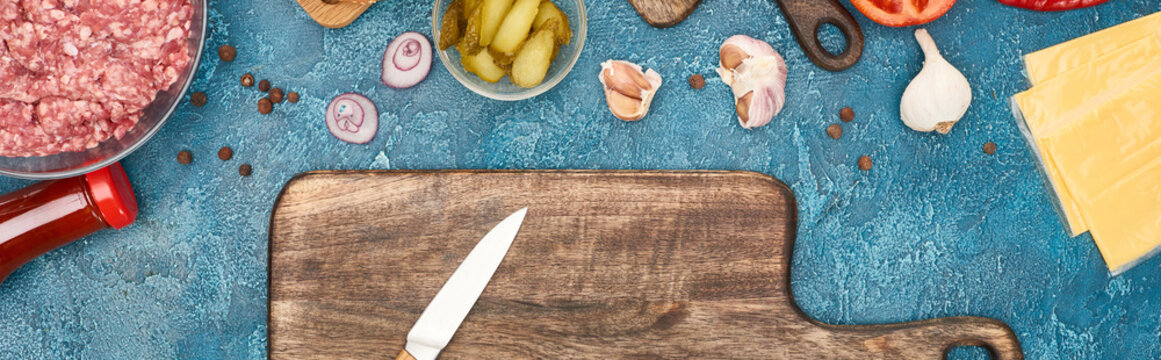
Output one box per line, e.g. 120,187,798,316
1036,70,1161,274
1013,34,1161,235
1024,10,1161,85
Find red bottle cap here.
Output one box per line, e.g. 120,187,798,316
84,162,138,230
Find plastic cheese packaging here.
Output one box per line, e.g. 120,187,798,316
1013,34,1161,236
1012,18,1161,275
1036,70,1161,275
1023,11,1161,85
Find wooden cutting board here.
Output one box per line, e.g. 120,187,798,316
299,0,699,29
268,170,1023,359
626,0,701,27
295,0,373,29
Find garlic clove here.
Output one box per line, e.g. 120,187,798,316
599,60,662,121
716,35,778,86
717,35,787,129
735,91,752,122
718,35,777,69
605,89,645,121
601,61,652,99
900,28,972,134
737,86,783,129
719,44,749,72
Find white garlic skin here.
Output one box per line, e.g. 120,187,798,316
716,35,787,129
900,29,972,134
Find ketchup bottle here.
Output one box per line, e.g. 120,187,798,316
0,163,137,286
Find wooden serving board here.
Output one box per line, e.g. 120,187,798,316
626,0,701,28
268,171,1023,359
295,0,373,29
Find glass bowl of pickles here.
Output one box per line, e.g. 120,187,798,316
432,0,586,101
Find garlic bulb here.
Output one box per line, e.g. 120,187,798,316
716,35,787,129
900,29,972,134
599,60,663,121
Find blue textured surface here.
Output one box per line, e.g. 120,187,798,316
1,0,1159,358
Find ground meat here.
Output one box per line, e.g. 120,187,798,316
0,0,194,157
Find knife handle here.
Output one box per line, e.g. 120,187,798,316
394,350,417,360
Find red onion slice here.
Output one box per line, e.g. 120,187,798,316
382,32,432,89
326,93,378,144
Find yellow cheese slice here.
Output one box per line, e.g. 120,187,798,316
1024,10,1161,85
1037,70,1161,274
1018,35,1161,137
1013,34,1161,235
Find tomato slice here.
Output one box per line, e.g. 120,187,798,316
849,0,957,27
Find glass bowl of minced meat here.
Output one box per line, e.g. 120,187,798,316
0,0,206,179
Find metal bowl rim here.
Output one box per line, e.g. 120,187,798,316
0,0,209,180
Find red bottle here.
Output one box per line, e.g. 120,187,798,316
0,163,137,285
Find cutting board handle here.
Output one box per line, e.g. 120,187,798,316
829,316,1024,359
773,0,864,71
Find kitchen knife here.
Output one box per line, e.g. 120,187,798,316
395,207,528,360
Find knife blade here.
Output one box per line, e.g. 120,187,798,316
397,207,528,360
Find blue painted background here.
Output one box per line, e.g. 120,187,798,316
1,0,1159,358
